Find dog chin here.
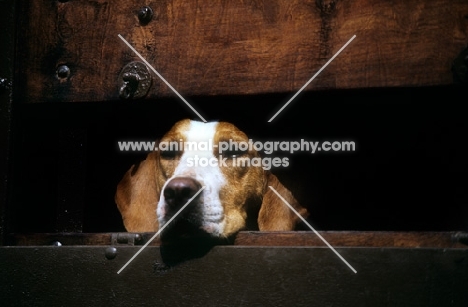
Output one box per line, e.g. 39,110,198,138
159,219,233,267
159,219,231,244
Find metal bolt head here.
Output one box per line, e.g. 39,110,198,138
56,65,70,79
138,6,153,25
454,232,468,246
105,247,118,260
134,234,142,243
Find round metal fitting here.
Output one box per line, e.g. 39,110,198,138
118,61,152,99
138,6,154,25
105,247,118,260
56,65,70,79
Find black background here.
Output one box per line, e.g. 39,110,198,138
8,85,468,233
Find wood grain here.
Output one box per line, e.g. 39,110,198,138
8,231,468,248
234,231,468,248
1,247,467,306
15,0,468,103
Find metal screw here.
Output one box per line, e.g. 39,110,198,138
56,65,70,79
134,234,142,243
138,6,154,25
105,247,118,260
454,232,468,245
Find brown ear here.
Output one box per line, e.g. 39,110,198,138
115,151,160,232
258,171,308,231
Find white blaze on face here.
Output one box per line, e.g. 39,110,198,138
157,121,227,236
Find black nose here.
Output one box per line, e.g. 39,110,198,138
163,177,201,209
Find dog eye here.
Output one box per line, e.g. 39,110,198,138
160,149,181,159
223,149,247,158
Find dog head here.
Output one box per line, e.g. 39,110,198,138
115,119,308,242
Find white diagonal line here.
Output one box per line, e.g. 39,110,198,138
268,35,356,122
117,186,206,274
118,34,207,123
268,186,357,273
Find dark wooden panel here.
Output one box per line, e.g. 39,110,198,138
8,232,115,246
235,231,468,248
0,246,467,306
8,231,468,249
15,0,468,103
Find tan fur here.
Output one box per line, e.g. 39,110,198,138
115,151,160,232
115,119,308,234
258,171,308,230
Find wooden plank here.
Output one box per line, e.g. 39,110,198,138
15,0,468,103
235,231,468,248
8,231,468,248
8,233,113,246
0,246,467,306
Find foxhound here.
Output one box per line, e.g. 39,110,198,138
115,119,308,242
